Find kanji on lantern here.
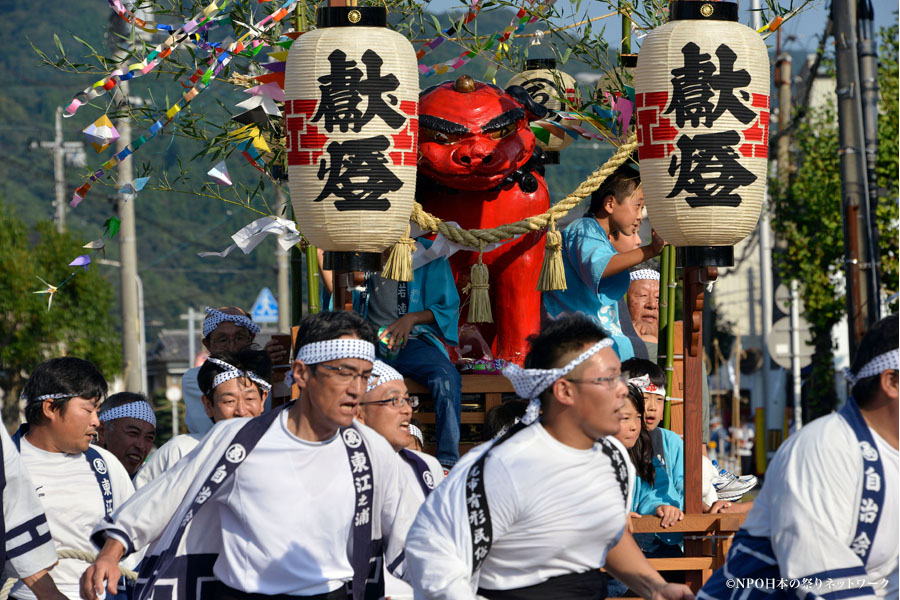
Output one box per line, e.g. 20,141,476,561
667,130,757,207
314,136,402,211
312,49,406,133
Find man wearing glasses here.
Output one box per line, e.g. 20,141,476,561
82,311,420,600
181,306,290,435
405,314,693,600
357,360,445,600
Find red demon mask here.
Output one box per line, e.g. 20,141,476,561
417,76,547,191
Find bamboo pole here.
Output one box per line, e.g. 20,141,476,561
662,245,677,429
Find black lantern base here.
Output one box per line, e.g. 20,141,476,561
323,250,383,272
677,246,734,268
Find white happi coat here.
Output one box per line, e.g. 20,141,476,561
93,408,418,599
699,407,898,600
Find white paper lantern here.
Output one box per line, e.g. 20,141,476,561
507,58,578,155
285,7,419,266
634,1,770,247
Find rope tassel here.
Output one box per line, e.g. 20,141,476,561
464,248,493,323
381,225,416,282
537,222,566,291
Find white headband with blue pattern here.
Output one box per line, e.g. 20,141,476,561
203,307,260,338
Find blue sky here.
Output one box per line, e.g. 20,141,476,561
424,0,898,51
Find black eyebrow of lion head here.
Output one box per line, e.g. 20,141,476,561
482,108,525,132
419,115,469,135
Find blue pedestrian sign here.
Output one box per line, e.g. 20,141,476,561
251,287,279,323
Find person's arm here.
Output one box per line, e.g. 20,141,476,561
1,428,59,583
82,423,238,599
382,310,435,350
603,229,665,277
604,531,694,600
22,569,67,600
317,247,334,295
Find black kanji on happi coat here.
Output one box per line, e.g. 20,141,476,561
663,42,758,207
309,48,408,211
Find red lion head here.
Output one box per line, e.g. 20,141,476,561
417,75,548,191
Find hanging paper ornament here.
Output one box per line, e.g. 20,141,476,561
83,115,120,153
208,160,232,185
634,0,769,249
119,177,150,195
69,255,92,270
245,82,286,102
507,58,578,161
285,5,419,273
233,95,282,126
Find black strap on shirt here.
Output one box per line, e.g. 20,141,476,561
399,449,436,497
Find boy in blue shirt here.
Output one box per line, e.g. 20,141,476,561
542,164,665,361
354,238,463,470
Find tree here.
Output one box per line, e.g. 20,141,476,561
0,200,122,428
770,25,899,419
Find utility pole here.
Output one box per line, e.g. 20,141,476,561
832,0,876,356
110,13,142,391
857,0,881,320
34,107,85,233
275,187,291,332
754,0,776,461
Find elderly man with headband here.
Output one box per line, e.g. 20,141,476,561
357,360,445,600
406,313,693,600
701,314,899,600
181,306,289,435
95,392,157,478
10,357,139,600
134,349,271,489
83,311,420,600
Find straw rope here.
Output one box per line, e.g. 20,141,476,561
0,549,138,600
410,131,637,248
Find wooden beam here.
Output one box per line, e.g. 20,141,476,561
630,514,745,534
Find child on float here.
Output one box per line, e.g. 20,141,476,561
542,163,666,362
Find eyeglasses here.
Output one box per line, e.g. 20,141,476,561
317,364,372,384
360,395,420,409
566,373,628,390
208,331,252,348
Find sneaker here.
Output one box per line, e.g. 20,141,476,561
713,467,758,499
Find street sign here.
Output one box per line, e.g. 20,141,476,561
775,283,805,315
251,287,279,323
767,315,815,370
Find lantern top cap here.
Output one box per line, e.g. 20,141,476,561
454,75,477,93
316,5,387,29
668,0,738,22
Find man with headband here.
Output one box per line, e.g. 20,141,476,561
134,349,271,488
82,311,420,600
182,306,289,435
96,392,157,478
405,314,693,600
10,357,138,600
700,314,899,600
357,360,445,600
